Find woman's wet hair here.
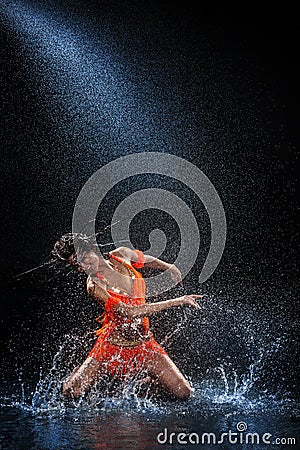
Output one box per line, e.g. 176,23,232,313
52,233,96,262
14,232,103,279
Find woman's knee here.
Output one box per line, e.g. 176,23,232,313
62,378,81,399
62,380,74,398
148,354,193,400
62,370,90,399
175,381,193,400
62,358,102,399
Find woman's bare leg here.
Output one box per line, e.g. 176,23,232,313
147,353,193,400
62,356,104,399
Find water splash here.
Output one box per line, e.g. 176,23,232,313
18,332,161,416
1,330,296,422
1,287,299,422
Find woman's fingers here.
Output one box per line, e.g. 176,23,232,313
177,294,205,309
192,300,201,309
183,294,204,309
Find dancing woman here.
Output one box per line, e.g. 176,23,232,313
52,233,201,400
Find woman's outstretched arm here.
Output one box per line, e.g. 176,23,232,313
87,277,202,318
114,295,203,319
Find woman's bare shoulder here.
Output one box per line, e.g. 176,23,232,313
86,276,108,304
110,246,136,262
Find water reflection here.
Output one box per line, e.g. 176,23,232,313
77,413,159,450
1,404,298,450
1,379,299,450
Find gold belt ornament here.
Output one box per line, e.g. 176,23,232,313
108,332,153,347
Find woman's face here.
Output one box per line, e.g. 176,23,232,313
69,251,100,274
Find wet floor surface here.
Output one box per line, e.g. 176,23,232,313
1,380,299,450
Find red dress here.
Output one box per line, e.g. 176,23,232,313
88,250,167,376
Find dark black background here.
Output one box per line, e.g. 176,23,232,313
0,1,299,385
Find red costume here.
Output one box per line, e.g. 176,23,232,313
88,250,167,376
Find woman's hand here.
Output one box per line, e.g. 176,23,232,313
177,294,203,309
